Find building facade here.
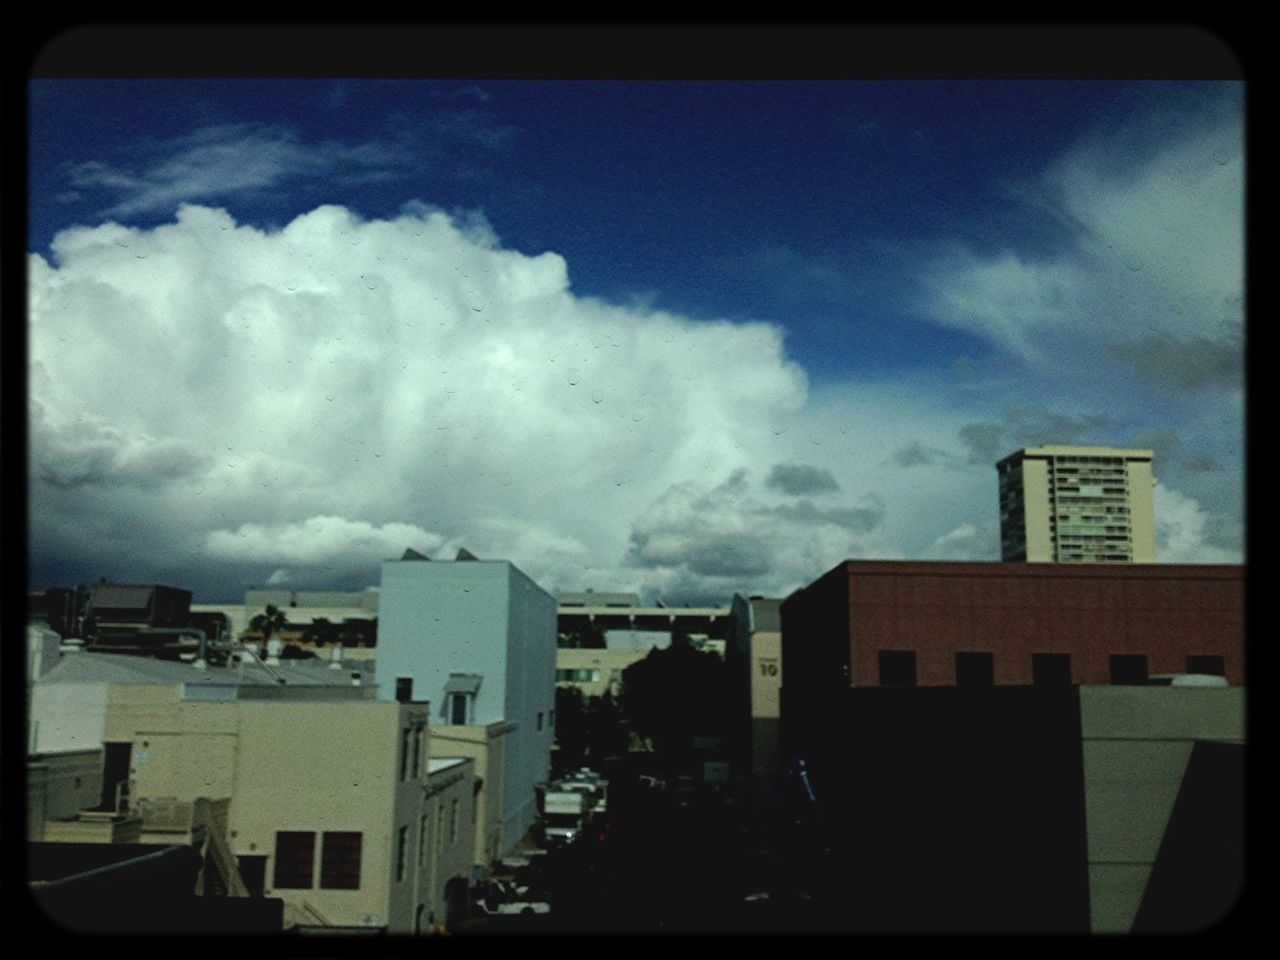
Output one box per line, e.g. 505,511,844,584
377,554,557,858
780,560,1244,696
997,445,1157,563
728,595,783,803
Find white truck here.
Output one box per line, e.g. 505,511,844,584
542,788,587,847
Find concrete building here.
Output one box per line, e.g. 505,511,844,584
558,591,730,641
26,650,475,933
778,683,1242,933
193,587,381,657
377,551,557,860
728,594,783,803
997,445,1157,563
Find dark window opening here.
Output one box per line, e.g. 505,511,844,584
1110,654,1149,686
238,855,267,897
395,676,413,703
879,650,917,687
273,831,315,889
320,831,362,890
450,693,468,725
1032,653,1072,686
1186,655,1225,676
955,652,994,686
396,825,408,882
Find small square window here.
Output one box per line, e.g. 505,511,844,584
955,652,994,687
1032,653,1072,686
879,650,917,687
1186,655,1225,676
1110,654,1149,686
320,832,362,890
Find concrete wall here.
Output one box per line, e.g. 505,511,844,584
419,759,476,928
27,749,105,840
379,558,556,856
29,681,110,755
1079,685,1245,933
377,560,511,724
429,724,507,868
555,648,647,698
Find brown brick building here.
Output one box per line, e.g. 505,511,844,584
780,560,1244,692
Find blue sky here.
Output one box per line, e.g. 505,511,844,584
27,74,1245,602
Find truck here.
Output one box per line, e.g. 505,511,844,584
542,788,587,847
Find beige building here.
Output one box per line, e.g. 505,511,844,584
728,595,783,802
427,722,508,871
555,648,650,698
29,649,476,934
997,446,1157,563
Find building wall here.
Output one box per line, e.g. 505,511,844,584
29,681,110,755
503,565,557,852
102,690,429,933
428,724,508,868
782,562,1244,692
377,560,511,724
419,759,476,929
1078,685,1245,933
555,648,648,698
379,558,555,857
27,749,105,840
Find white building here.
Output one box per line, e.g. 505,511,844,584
376,551,557,860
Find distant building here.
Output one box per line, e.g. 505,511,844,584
557,591,730,642
997,445,1157,563
728,594,783,804
377,550,557,862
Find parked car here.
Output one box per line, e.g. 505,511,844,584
472,878,552,917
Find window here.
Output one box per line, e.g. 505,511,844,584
400,727,411,780
412,726,423,779
879,650,917,686
450,693,468,725
450,799,459,845
1032,654,1072,686
435,803,443,856
1110,654,1149,686
419,814,428,866
396,825,408,882
955,652,994,687
537,711,543,731
1187,655,1225,676
320,832,362,890
273,831,315,889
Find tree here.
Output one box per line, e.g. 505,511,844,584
249,604,287,643
558,619,606,649
619,643,734,757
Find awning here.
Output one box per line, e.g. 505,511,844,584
444,674,482,695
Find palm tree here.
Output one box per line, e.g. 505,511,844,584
249,604,288,645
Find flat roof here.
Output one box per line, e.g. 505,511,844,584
837,560,1242,580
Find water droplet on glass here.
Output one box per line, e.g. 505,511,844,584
363,276,379,290
113,237,130,248
286,282,298,291
135,252,149,259
771,424,788,436
591,390,603,404
631,412,645,422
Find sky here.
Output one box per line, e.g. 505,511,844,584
26,72,1245,603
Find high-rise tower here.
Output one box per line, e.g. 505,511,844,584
997,446,1156,563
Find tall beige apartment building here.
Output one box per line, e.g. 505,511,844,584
997,446,1157,563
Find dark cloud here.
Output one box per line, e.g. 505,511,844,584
1126,427,1181,466
770,498,883,534
766,462,840,496
958,406,1112,464
1110,333,1242,391
890,441,944,468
